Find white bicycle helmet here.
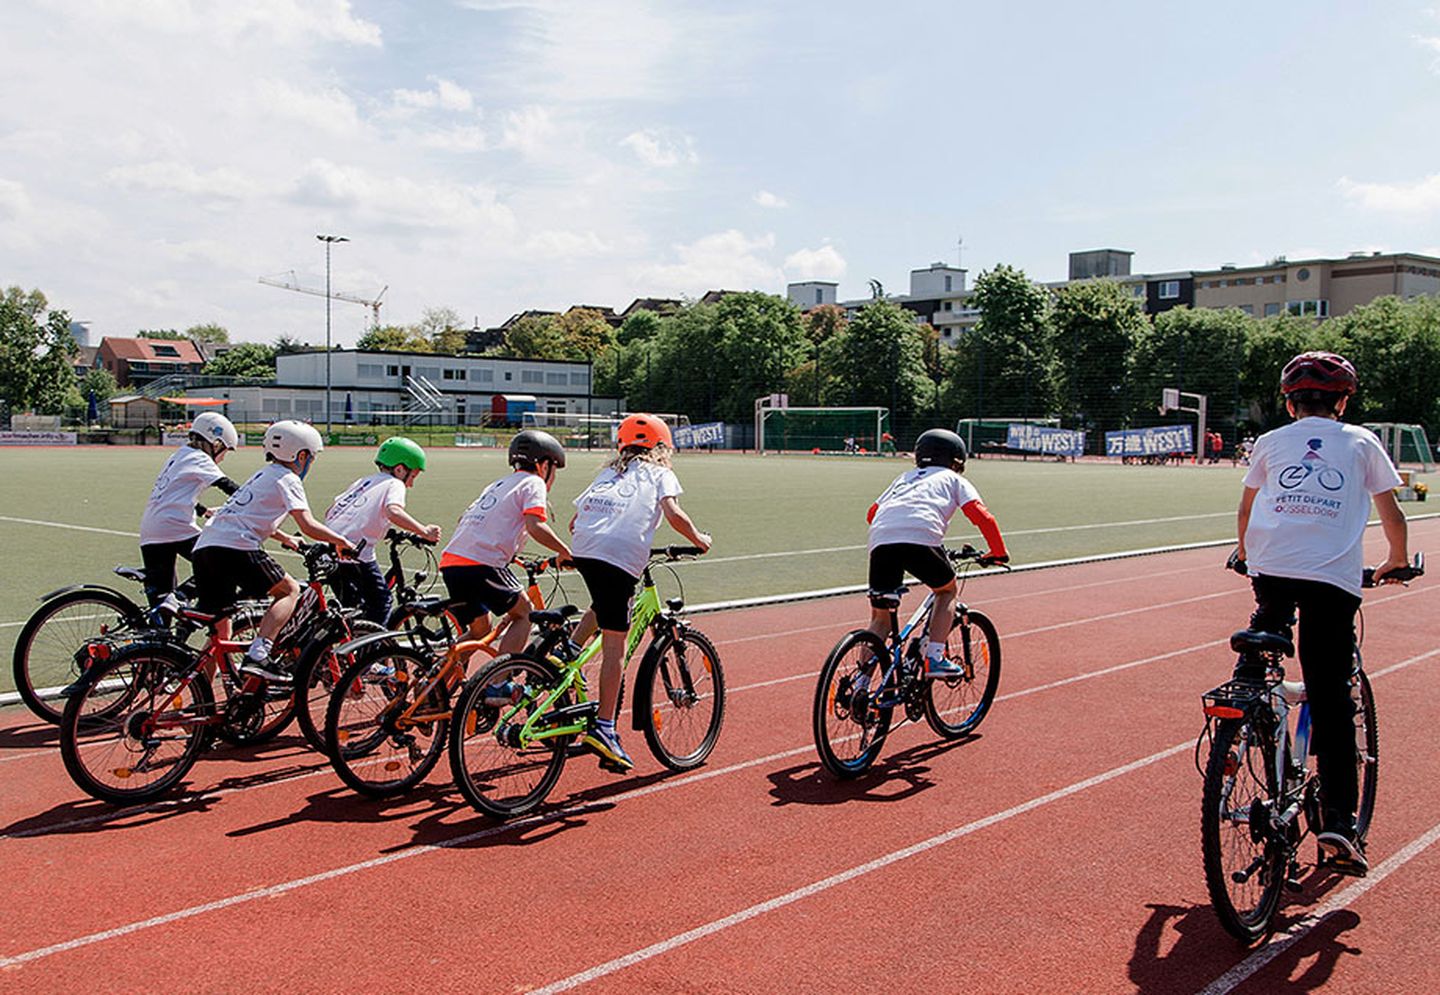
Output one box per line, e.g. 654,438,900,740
189,411,239,451
263,419,324,462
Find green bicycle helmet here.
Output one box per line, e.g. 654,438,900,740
375,436,427,472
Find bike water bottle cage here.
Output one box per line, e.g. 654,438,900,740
1230,629,1294,657
868,588,905,610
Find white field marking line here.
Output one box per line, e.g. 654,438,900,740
0,516,139,539
1195,818,1440,995
527,742,1197,995
6,635,1438,967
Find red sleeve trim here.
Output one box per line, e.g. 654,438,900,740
866,502,879,524
961,500,1007,558
523,506,548,522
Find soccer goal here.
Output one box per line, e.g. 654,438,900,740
455,433,499,448
1364,423,1435,471
758,405,889,454
955,417,1059,457
521,411,691,449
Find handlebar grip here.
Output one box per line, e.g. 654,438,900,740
651,545,705,558
1364,553,1425,588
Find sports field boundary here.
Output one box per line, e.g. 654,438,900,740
4,512,1434,709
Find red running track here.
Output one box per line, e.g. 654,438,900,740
1,519,1437,994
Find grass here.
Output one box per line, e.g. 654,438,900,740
1,446,1428,693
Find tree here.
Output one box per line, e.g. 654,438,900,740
1240,311,1327,430
274,334,308,355
500,314,567,360
137,328,186,340
1128,306,1248,436
186,323,230,345
81,367,117,404
357,325,431,353
0,286,78,415
710,292,807,421
202,342,276,379
961,264,1054,420
1050,279,1147,438
830,299,928,422
616,310,661,346
1335,295,1440,433
420,307,466,354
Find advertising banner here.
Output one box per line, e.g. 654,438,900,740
0,431,77,446
1005,423,1086,458
1105,425,1194,457
673,422,725,448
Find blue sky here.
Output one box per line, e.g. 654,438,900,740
2,1,1439,346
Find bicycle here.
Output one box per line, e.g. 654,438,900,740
446,546,725,819
321,556,569,798
1198,552,1425,945
58,542,361,803
812,544,1003,779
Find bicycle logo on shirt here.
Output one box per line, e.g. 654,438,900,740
1278,438,1344,492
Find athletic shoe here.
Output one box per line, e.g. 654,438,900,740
482,680,523,707
238,657,292,683
582,723,634,772
1317,824,1368,877
923,656,965,679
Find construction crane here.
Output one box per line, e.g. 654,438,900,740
259,271,388,328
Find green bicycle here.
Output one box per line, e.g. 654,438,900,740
447,546,725,819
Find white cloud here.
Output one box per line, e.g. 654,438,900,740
1339,173,1440,213
254,79,362,136
500,106,559,158
633,230,782,296
289,158,517,234
522,230,614,259
784,244,847,281
621,129,698,168
414,125,489,152
42,0,383,48
753,190,787,209
393,77,475,112
105,160,261,200
0,177,33,221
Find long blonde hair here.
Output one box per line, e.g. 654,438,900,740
606,443,673,473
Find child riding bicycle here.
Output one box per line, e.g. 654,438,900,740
325,436,443,624
1234,351,1410,875
569,413,711,772
137,411,242,607
439,429,573,658
192,420,355,681
865,428,1008,678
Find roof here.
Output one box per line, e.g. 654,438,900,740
99,337,205,364
109,394,155,405
621,297,681,317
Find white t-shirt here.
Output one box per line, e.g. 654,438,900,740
868,466,982,551
139,445,226,545
1242,417,1402,596
325,472,406,563
572,461,683,578
443,471,549,568
195,463,310,552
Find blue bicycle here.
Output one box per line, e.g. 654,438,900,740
812,545,1002,778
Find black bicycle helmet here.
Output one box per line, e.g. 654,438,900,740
508,429,567,468
914,428,967,468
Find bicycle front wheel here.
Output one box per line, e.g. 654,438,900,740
293,618,386,753
13,589,141,724
59,644,214,803
1201,716,1286,945
812,630,892,779
924,609,1001,738
639,629,725,770
448,654,568,819
1355,669,1379,839
324,646,449,798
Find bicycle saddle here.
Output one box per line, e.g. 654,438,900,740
1230,629,1294,657
114,566,146,583
530,606,580,627
868,588,905,609
406,597,467,617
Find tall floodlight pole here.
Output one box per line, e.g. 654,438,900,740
317,234,348,434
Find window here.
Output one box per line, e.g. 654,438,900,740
386,365,399,377
1239,304,1254,315
521,370,543,384
151,344,180,358
1296,267,1311,282
442,368,467,381
546,372,567,385
505,372,512,381
1285,299,1330,317
475,368,494,382
357,363,384,379
944,275,952,292
1264,302,1280,317
942,301,953,311
570,371,588,386
814,288,823,305
1158,280,1181,299
546,400,567,414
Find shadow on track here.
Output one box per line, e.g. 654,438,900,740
0,714,61,752
764,735,980,807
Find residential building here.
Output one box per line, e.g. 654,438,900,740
786,282,838,310
1192,252,1440,318
96,336,207,387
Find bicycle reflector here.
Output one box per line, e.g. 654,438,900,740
87,642,111,662
1204,704,1246,720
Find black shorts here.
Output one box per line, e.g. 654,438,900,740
191,546,289,615
440,564,522,626
867,543,955,593
139,536,199,605
572,556,638,632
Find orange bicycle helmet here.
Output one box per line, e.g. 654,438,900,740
616,413,673,450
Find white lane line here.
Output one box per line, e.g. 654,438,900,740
0,516,139,539
527,742,1196,995
1195,818,1440,995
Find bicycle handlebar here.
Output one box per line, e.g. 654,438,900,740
384,528,437,549
1228,549,1425,587
650,545,706,561
946,543,1009,568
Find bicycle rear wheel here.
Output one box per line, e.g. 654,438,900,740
812,630,892,779
324,646,449,797
1201,716,1286,945
449,654,568,819
924,609,1001,739
293,619,386,753
1355,669,1379,839
638,629,725,770
13,589,140,724
59,643,214,803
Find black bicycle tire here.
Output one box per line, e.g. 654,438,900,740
324,645,449,797
638,628,726,771
448,653,568,819
292,618,388,753
812,630,893,779
1201,716,1286,945
1355,669,1379,839
923,609,1002,739
13,588,142,724
59,643,215,804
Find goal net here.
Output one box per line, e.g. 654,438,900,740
521,411,691,449
1364,423,1435,471
759,407,889,454
955,417,1059,456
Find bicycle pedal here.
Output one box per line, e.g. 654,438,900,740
1284,877,1304,892
597,758,630,774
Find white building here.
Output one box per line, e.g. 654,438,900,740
785,281,838,310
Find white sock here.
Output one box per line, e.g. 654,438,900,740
926,640,946,663
246,636,274,662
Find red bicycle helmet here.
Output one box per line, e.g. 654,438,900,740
616,413,673,450
1280,351,1358,396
